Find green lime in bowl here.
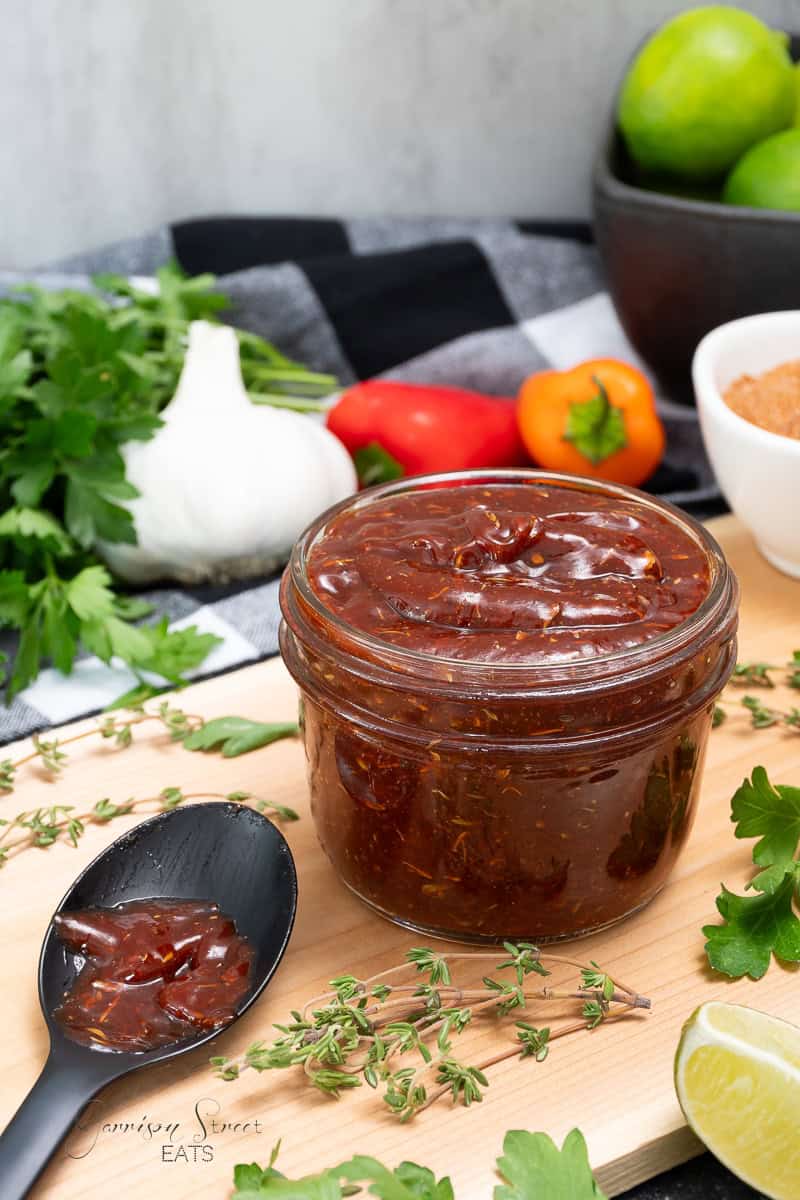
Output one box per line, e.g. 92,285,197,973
618,6,795,180
724,129,800,211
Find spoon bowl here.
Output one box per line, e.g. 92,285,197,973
0,802,297,1197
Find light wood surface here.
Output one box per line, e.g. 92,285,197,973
2,514,799,1199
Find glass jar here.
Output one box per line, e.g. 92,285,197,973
280,470,738,943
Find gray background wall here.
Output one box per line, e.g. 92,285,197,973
3,0,797,268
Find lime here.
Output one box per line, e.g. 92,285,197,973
618,7,795,180
795,62,800,126
723,129,800,211
675,1002,800,1199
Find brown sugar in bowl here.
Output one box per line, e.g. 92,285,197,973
724,359,800,440
694,311,800,579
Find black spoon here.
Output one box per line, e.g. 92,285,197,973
0,801,297,1199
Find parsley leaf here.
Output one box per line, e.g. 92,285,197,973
0,507,73,555
100,618,221,711
731,766,800,871
103,681,166,710
494,1129,606,1200
64,477,138,547
183,717,298,758
0,556,222,701
232,1130,603,1200
64,563,115,622
232,1164,341,1198
704,767,800,979
0,571,31,627
132,617,221,683
563,376,626,465
340,1157,454,1200
233,1163,282,1191
703,875,800,980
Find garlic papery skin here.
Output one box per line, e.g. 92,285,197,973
97,321,357,585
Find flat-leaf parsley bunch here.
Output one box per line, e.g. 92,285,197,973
0,264,335,699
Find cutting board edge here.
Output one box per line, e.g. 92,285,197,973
597,1125,705,1197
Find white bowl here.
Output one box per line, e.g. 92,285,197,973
693,311,800,578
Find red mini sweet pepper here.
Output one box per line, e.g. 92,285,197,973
326,380,527,482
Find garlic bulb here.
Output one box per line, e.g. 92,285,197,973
98,321,356,585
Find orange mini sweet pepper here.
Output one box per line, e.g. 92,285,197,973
516,358,665,487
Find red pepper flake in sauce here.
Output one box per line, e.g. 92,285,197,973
53,899,253,1051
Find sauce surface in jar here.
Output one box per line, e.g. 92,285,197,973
53,899,253,1051
283,473,736,944
306,483,709,663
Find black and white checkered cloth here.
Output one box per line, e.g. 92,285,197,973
0,216,719,744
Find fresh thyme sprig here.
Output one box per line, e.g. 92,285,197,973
742,695,800,730
0,702,299,867
713,650,800,732
0,702,298,796
0,703,198,794
0,788,298,866
715,694,800,732
730,661,778,688
211,944,650,1121
788,651,800,690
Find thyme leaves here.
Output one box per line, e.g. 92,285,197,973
0,703,298,868
714,650,800,732
212,946,649,1121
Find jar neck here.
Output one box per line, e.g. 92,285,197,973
280,469,739,745
280,565,737,750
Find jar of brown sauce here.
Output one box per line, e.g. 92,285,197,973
280,470,738,943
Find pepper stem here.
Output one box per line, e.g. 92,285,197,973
590,374,611,421
563,372,627,465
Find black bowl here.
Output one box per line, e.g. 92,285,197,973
592,34,800,396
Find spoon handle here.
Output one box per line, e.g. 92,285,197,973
0,1051,105,1198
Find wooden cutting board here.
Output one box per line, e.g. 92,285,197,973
2,513,799,1199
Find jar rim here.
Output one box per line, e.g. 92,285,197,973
286,468,734,685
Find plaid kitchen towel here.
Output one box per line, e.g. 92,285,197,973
0,216,719,744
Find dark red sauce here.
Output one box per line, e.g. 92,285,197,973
53,899,253,1051
307,484,709,663
282,476,737,942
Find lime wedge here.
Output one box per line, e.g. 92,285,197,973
675,1002,800,1199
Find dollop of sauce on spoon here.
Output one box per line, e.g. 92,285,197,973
53,899,253,1051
